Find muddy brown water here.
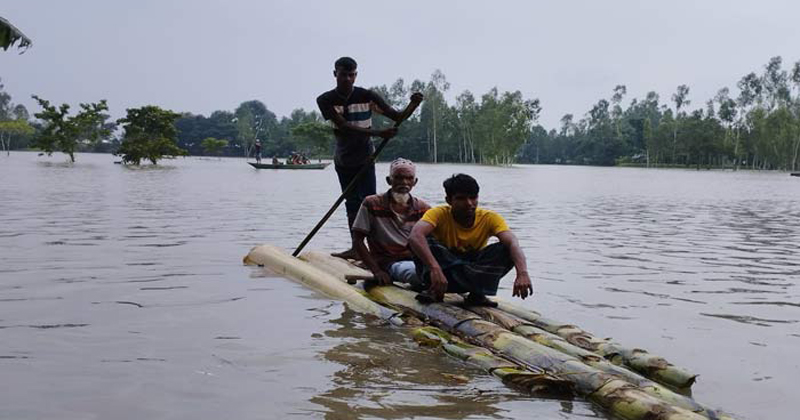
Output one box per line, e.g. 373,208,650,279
1,152,798,419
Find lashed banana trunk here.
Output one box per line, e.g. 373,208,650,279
366,286,730,420
413,326,573,397
467,307,724,418
494,300,697,391
244,245,404,324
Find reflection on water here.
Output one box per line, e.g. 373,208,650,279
1,152,799,420
311,310,503,419
310,309,593,420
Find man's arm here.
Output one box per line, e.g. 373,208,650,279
352,230,391,285
371,92,424,123
316,94,397,140
329,110,398,140
496,230,534,299
408,221,448,299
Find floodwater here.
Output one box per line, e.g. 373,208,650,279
1,151,798,420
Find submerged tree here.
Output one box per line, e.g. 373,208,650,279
32,96,111,162
0,119,34,155
116,106,186,165
200,137,228,156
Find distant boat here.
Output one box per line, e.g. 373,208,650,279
791,172,800,177
248,162,329,170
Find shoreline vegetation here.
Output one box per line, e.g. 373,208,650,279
2,56,800,169
11,149,800,175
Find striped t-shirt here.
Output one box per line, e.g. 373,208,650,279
316,87,393,167
352,191,431,269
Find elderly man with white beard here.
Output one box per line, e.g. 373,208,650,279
351,158,431,287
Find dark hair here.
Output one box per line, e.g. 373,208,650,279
443,173,479,197
334,57,357,71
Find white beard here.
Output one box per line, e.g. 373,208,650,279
391,192,410,205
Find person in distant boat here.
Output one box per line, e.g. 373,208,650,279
408,173,533,307
317,56,423,260
254,140,262,163
272,156,280,165
352,158,431,287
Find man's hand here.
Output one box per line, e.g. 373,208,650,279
372,269,392,286
429,266,448,300
512,271,534,300
410,92,424,105
378,127,398,140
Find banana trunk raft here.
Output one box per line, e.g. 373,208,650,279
244,245,732,420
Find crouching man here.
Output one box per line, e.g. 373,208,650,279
352,158,431,287
408,173,533,306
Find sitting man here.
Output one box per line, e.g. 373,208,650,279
408,173,533,306
352,158,431,287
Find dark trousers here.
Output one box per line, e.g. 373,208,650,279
414,237,514,296
335,163,376,228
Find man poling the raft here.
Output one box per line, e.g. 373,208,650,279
313,56,424,260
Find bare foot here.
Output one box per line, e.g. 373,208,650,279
331,248,359,260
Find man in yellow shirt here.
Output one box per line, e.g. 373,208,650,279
408,174,533,306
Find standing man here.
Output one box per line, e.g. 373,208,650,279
408,174,534,306
317,57,423,259
254,139,262,163
352,158,431,288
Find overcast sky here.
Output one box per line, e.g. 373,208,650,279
3,1,799,128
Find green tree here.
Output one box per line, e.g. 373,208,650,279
234,100,277,157
642,117,653,166
0,119,34,155
421,69,450,162
116,106,186,165
473,88,539,165
0,78,13,120
762,56,790,110
455,90,478,163
582,99,622,165
200,137,228,156
175,111,237,155
32,96,110,162
671,84,691,163
290,121,332,159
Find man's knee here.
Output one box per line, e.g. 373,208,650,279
480,242,514,271
389,261,422,287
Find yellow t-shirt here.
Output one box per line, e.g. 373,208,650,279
421,205,509,253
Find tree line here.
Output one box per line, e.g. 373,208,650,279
519,56,800,170
1,55,799,169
